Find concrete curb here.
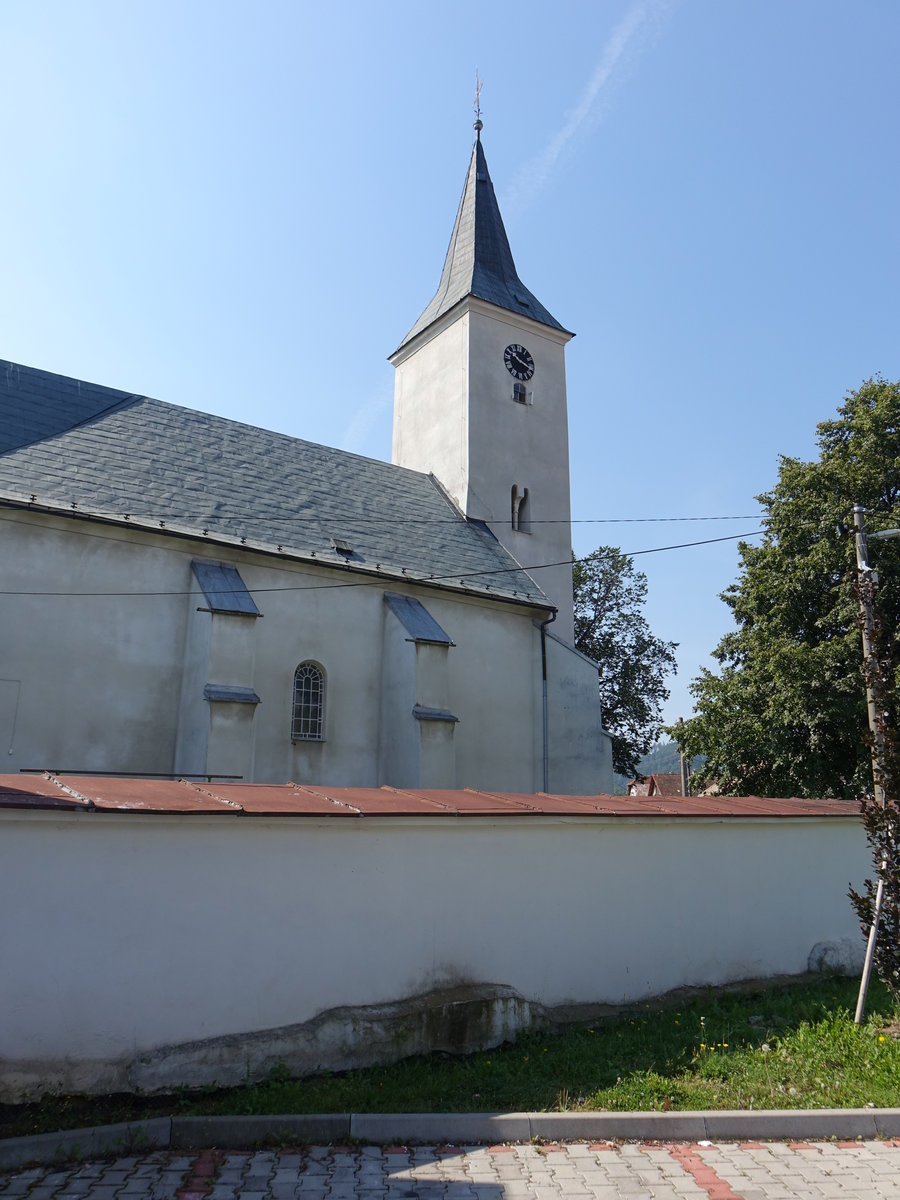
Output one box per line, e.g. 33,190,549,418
350,1113,532,1144
0,1118,172,1172
2,1109,899,1169
350,1109,900,1144
171,1115,351,1149
530,1112,708,1142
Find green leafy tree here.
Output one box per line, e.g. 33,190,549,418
677,376,900,801
676,376,900,1001
573,547,677,777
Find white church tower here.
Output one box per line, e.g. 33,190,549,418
390,119,576,644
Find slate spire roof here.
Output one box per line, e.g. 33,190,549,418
397,131,570,351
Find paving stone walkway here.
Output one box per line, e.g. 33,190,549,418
1,1140,899,1200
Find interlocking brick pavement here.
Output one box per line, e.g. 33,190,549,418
1,1141,899,1199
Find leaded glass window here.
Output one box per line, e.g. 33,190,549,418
292,662,325,741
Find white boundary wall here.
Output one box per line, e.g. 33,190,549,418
0,810,870,1100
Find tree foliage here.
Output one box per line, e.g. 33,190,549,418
674,376,900,1000
573,547,677,777
677,376,900,802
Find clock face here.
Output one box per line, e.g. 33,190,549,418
504,343,535,382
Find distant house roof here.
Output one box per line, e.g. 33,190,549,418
648,773,684,797
627,773,685,798
0,360,548,608
0,774,861,819
396,135,570,353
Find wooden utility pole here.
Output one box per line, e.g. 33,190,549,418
677,717,690,798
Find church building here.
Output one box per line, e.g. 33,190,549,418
0,124,614,794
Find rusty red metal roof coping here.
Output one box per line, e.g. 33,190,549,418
0,774,861,818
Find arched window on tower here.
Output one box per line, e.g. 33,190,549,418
511,484,531,534
292,661,326,741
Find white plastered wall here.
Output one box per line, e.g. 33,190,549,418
466,306,575,644
0,509,606,792
0,511,190,775
0,809,869,1098
545,633,613,794
391,301,576,644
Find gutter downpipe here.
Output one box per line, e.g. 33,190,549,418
539,611,557,793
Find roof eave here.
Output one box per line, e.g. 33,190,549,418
390,294,575,366
0,495,556,615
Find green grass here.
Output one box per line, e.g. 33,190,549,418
3,977,899,1139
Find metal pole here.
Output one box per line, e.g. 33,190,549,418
539,612,556,793
678,717,689,798
853,505,889,1024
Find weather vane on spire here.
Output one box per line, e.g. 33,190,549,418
473,70,483,138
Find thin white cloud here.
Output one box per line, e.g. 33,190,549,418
338,385,393,457
508,0,670,210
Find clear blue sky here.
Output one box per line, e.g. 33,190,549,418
2,0,898,726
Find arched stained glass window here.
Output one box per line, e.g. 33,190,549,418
292,662,325,741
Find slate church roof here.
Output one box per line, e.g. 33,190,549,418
0,359,549,607
397,133,570,352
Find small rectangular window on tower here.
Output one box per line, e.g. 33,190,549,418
511,484,531,533
512,382,532,405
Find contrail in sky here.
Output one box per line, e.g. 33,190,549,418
508,0,670,210
339,384,392,456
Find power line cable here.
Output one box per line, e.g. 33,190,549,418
3,492,762,527
8,507,761,525
0,529,764,599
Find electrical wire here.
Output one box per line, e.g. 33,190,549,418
0,528,764,598
9,509,760,525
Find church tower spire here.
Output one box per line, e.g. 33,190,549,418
390,124,576,642
396,131,570,354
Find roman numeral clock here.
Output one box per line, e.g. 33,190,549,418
504,343,535,381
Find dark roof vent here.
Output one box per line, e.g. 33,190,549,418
331,536,353,556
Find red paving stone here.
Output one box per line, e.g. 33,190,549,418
668,1144,744,1200
175,1148,221,1199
